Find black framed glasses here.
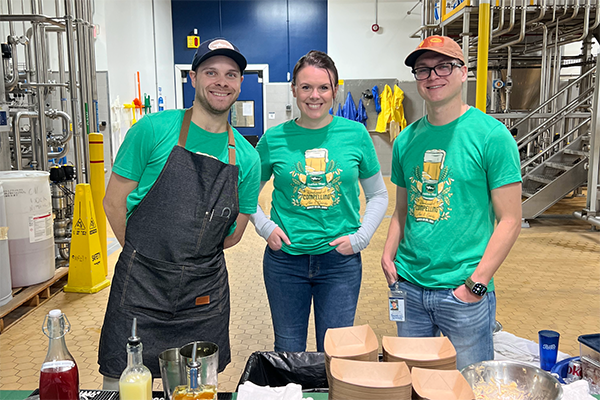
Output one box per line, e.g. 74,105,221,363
412,62,463,81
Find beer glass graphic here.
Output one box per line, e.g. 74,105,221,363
422,150,446,199
304,149,328,188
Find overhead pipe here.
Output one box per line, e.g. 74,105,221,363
529,0,591,50
571,0,591,43
491,0,507,36
476,0,492,112
545,0,580,29
64,0,84,184
55,0,68,112
547,0,593,46
527,0,547,25
74,0,91,183
84,0,99,133
32,20,50,170
591,0,600,30
490,0,528,51
492,0,516,38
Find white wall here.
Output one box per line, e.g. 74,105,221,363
328,0,422,81
94,0,175,152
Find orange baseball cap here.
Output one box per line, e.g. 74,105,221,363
405,35,465,68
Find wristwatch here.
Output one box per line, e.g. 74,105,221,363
465,277,488,297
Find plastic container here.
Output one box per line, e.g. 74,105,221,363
579,334,600,391
579,334,600,362
0,171,55,288
0,182,12,306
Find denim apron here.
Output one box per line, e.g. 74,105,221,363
98,109,239,378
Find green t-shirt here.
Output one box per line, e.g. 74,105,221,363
391,107,522,291
113,109,260,221
257,116,381,255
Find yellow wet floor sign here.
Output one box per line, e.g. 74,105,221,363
64,183,110,293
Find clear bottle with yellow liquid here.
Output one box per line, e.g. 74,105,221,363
119,318,152,400
172,342,217,400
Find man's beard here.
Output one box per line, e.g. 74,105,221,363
195,91,237,116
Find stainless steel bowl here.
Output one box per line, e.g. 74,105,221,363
461,360,563,400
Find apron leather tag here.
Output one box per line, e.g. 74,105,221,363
195,295,210,306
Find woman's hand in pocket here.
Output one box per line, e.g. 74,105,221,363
329,236,354,255
267,227,291,251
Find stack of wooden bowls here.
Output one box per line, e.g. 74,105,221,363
328,358,412,400
324,324,379,397
382,336,457,371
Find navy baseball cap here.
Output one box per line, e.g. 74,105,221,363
191,38,247,73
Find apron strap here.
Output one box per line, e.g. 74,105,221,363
178,108,193,147
227,124,236,165
178,108,236,166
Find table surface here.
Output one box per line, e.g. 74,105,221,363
0,390,597,400
0,391,329,400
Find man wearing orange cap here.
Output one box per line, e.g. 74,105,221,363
381,35,522,369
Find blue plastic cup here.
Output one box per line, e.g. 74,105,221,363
539,330,560,371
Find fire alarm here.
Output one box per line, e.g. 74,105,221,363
372,23,380,32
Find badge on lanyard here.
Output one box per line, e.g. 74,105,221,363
389,281,406,322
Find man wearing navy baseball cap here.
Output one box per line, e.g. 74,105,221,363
191,37,247,73
99,37,260,388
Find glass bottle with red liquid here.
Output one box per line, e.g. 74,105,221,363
39,309,79,400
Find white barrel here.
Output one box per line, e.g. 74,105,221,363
0,171,55,288
0,182,13,305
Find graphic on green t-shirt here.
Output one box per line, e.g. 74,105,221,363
408,149,453,224
290,148,342,209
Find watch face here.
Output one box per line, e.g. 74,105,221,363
472,283,487,296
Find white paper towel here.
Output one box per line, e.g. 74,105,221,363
237,381,310,400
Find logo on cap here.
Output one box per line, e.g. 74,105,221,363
420,37,444,48
209,39,235,51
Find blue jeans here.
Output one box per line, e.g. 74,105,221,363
263,246,362,352
393,279,496,370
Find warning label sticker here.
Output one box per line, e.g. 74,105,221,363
28,213,53,243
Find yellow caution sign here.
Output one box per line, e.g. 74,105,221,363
64,184,111,294
89,133,108,276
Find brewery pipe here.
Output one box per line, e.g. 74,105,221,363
505,46,512,111
491,0,506,36
573,212,600,228
64,0,84,183
490,0,528,51
492,0,516,38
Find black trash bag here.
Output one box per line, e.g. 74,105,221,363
236,351,328,393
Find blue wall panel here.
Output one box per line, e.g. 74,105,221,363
171,0,327,83
288,0,329,81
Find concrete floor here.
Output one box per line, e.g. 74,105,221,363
0,178,599,393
